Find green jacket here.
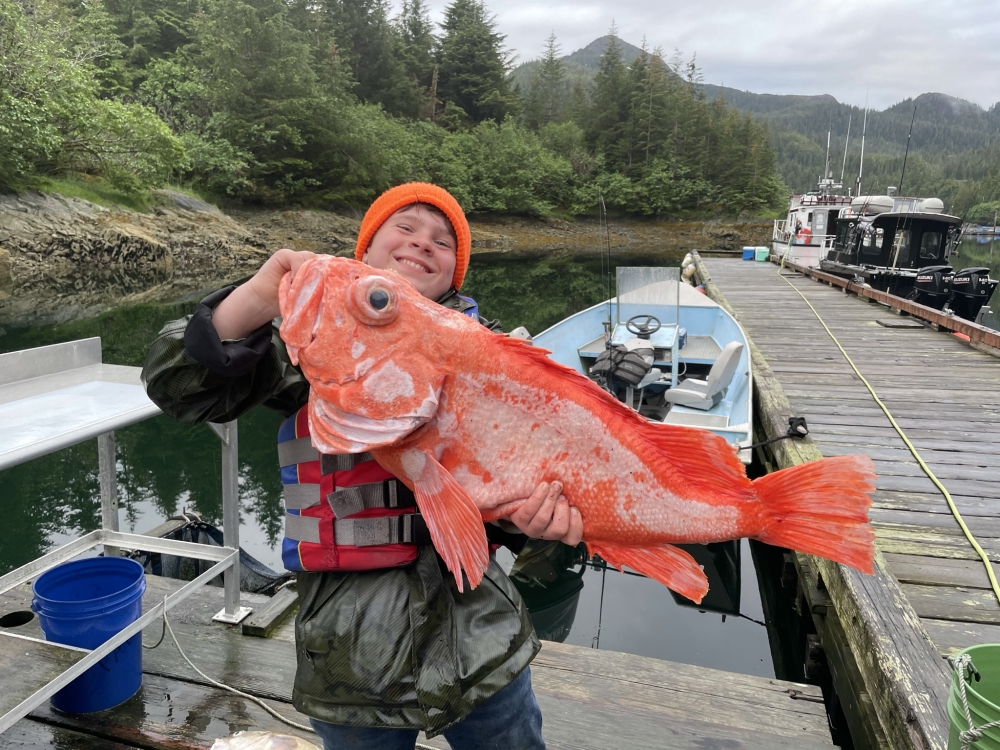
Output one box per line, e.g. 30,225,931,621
141,286,539,736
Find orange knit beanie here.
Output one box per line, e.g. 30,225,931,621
354,183,471,290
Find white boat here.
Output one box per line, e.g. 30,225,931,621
533,266,753,463
771,178,852,267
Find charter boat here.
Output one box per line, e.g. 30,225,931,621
533,265,753,463
817,193,980,301
771,178,853,268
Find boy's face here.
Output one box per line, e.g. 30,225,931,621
362,204,457,301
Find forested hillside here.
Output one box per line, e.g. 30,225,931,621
0,0,782,217
514,36,1000,221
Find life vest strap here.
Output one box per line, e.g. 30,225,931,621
327,479,416,519
320,451,374,475
278,436,318,467
284,512,430,547
283,482,320,510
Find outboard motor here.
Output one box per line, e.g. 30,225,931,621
909,265,953,310
950,267,998,321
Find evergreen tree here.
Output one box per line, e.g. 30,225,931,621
395,0,436,118
319,0,415,116
525,32,566,129
587,24,629,170
436,0,518,124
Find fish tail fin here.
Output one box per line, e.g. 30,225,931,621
752,455,876,574
589,542,710,604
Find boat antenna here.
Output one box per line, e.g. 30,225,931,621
856,103,868,198
840,113,852,185
825,130,831,179
898,104,917,195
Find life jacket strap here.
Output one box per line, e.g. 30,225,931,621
327,479,416,519
283,482,319,510
320,451,373,475
283,512,430,547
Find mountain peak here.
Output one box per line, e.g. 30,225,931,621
563,35,646,71
889,92,984,117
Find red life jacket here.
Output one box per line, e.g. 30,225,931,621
278,406,430,572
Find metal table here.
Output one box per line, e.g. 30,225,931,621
0,337,251,734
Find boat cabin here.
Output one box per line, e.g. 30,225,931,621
820,194,961,296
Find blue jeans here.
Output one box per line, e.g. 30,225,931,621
309,667,544,750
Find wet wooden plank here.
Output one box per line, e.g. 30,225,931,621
901,583,1000,625
884,553,996,590
701,258,953,750
921,618,1000,657
0,633,86,727
27,672,315,750
3,720,145,749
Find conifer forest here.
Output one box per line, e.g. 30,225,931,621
2,0,998,219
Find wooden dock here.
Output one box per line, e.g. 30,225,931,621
0,573,835,749
699,256,1000,750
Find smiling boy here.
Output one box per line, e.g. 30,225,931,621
143,183,581,750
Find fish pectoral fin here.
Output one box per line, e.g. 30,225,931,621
589,542,709,604
407,451,489,593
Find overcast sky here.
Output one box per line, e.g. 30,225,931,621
401,0,1000,111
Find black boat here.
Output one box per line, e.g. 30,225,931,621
820,194,963,297
820,194,997,321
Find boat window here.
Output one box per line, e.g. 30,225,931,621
919,231,943,259
893,229,911,265
875,228,884,249
835,222,852,249
861,228,879,255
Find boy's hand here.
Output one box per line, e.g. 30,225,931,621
508,481,583,546
213,249,316,340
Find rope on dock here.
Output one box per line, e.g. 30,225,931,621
949,653,1000,749
774,257,1000,607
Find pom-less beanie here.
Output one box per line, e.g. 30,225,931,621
354,183,471,290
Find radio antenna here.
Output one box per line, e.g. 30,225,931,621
840,113,852,185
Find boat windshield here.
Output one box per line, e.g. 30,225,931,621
919,231,944,260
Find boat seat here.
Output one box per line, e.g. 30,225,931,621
662,341,744,412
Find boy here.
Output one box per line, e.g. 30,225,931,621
142,183,583,750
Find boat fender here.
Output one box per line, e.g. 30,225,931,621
682,264,697,281
682,252,694,268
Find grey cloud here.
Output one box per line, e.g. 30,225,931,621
399,0,1000,109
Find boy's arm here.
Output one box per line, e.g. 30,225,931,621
142,286,308,424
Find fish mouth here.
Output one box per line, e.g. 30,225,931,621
310,397,433,450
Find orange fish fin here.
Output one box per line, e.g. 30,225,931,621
493,335,751,502
752,455,876,575
378,449,489,592
629,419,752,502
589,542,710,604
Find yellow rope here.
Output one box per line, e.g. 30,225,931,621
774,255,1000,605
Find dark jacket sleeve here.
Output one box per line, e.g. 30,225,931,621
141,286,309,424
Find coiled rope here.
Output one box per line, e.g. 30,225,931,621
774,256,1000,606
949,653,1000,749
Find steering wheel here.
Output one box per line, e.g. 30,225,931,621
625,314,661,337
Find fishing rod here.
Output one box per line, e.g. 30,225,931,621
855,104,868,198
898,104,917,195
599,190,613,332
840,113,852,186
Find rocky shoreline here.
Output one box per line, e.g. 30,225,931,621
0,190,771,327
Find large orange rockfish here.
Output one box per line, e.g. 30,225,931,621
279,256,876,602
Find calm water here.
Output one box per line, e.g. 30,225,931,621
0,250,774,678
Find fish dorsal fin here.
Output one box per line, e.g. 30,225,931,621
493,335,751,503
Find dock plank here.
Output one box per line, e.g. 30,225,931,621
0,574,836,749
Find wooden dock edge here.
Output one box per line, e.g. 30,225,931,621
692,252,952,750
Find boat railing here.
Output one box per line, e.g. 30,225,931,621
772,223,837,250
0,337,252,734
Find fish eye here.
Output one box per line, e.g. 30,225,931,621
349,276,400,326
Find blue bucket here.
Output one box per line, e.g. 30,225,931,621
741,247,755,260
32,557,146,713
